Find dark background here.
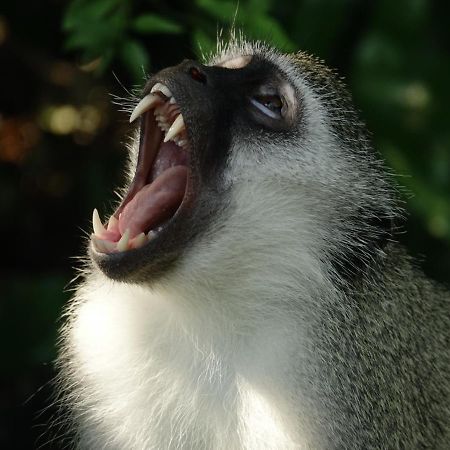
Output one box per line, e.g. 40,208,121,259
1,0,449,448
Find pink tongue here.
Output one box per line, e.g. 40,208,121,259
119,166,188,238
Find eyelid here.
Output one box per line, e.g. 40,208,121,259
249,97,281,119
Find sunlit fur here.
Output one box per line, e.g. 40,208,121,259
57,38,449,449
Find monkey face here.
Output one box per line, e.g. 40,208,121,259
90,51,304,282
90,41,395,284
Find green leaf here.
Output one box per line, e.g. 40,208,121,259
248,0,272,14
119,39,150,83
132,14,183,35
63,0,119,30
64,18,123,52
196,0,237,22
64,8,126,75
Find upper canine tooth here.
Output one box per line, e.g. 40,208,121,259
130,94,161,123
151,83,172,98
92,209,106,236
164,114,185,143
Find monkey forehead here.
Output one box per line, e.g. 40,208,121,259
209,40,310,88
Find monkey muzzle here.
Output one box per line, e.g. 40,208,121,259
89,58,251,279
91,82,192,254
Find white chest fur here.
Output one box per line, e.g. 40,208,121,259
67,277,313,449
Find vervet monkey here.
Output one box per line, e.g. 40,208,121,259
58,39,449,449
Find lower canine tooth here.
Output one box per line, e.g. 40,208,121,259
92,209,106,236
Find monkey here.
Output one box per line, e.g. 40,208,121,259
57,38,450,449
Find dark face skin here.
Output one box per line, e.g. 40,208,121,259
91,57,294,283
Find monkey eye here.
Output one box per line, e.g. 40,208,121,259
250,94,284,119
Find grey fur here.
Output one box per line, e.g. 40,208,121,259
58,39,450,449
305,245,450,448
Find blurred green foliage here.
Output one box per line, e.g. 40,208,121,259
63,0,295,80
0,0,449,447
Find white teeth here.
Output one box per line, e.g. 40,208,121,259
91,235,107,253
130,94,161,123
91,235,116,253
155,115,169,131
149,89,187,147
117,229,130,252
103,240,117,252
151,83,173,98
92,209,106,236
93,228,157,254
164,114,185,143
108,215,118,230
133,232,147,248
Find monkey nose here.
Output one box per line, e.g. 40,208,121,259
188,66,207,84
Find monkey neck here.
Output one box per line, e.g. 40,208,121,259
65,268,321,448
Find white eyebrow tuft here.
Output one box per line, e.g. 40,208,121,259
216,55,252,69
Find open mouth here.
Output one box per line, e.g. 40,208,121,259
90,83,191,254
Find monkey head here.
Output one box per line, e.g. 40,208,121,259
90,40,397,286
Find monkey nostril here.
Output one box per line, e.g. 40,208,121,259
189,66,207,84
